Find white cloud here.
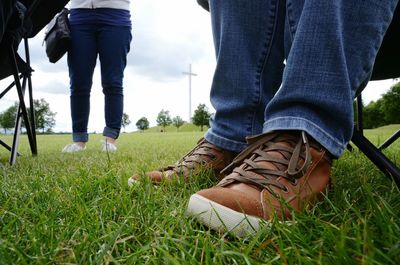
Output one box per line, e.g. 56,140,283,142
362,79,397,104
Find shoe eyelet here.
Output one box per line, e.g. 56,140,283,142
282,186,289,193
290,178,298,186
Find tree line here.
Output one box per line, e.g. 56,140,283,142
0,99,132,134
359,82,400,129
1,86,396,134
136,103,212,132
0,98,56,134
0,100,213,133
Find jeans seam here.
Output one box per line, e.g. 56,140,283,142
250,0,281,135
285,0,295,42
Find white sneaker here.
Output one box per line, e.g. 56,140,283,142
127,177,137,187
102,141,117,152
62,143,86,153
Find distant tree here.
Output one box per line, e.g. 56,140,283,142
121,113,131,132
32,99,56,133
156,109,172,132
136,117,149,131
192,104,211,131
380,82,400,124
172,116,185,131
0,99,56,134
0,103,18,134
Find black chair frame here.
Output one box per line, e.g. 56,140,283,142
0,1,39,165
352,92,400,188
349,1,400,189
0,0,68,165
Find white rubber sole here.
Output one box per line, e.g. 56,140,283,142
187,194,270,237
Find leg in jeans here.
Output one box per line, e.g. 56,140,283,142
97,25,132,140
187,0,398,237
204,0,286,153
67,24,98,143
264,0,398,157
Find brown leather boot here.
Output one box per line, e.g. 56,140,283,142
187,131,332,237
128,138,238,185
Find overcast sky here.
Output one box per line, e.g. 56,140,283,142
0,0,396,133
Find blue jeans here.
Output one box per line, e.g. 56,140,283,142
204,0,398,157
67,23,132,142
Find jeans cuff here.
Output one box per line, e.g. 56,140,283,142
263,117,346,157
204,128,247,153
73,132,88,142
103,126,120,139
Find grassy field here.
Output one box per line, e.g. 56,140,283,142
0,126,399,264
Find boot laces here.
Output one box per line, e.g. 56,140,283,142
220,131,313,195
165,138,221,174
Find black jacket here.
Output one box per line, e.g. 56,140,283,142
372,4,400,80
197,0,209,11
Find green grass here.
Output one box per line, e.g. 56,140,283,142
0,126,399,264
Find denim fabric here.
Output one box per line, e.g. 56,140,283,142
205,0,398,157
67,23,131,142
205,0,286,152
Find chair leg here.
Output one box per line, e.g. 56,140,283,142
10,104,23,165
356,94,364,135
0,139,20,156
378,130,400,150
24,38,37,155
10,75,29,165
9,44,36,164
352,129,400,188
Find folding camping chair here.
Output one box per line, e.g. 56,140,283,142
352,3,400,188
0,0,69,165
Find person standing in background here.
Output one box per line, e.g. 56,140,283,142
62,0,132,153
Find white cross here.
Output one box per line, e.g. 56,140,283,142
182,64,197,121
